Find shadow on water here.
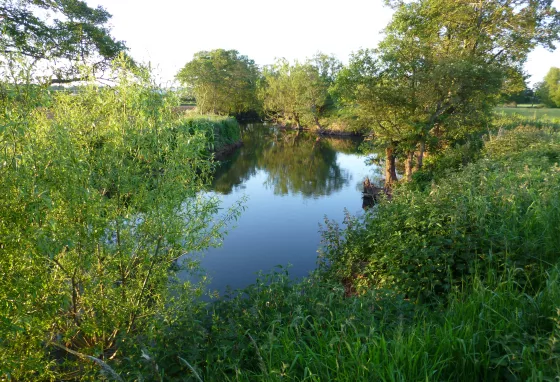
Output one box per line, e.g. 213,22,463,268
212,123,362,197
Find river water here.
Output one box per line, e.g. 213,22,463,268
187,123,381,295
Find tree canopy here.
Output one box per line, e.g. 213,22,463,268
176,49,259,116
535,67,560,107
336,0,560,184
259,58,334,128
0,0,127,82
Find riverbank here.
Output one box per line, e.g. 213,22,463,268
177,114,242,156
137,120,560,380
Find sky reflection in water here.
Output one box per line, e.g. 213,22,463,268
184,124,380,295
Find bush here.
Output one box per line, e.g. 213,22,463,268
178,114,241,152
0,60,241,379
319,127,560,301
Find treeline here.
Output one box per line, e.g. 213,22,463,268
504,66,560,108
176,50,353,132
176,1,560,189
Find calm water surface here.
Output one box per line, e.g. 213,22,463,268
187,123,380,294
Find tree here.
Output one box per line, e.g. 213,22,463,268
260,59,329,128
176,49,259,116
537,67,560,107
337,0,560,185
310,52,342,85
0,0,127,83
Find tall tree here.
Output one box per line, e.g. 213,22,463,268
0,0,127,83
260,59,329,128
337,0,560,185
176,49,259,116
538,67,560,107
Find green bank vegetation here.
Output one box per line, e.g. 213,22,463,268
129,119,560,382
0,60,244,379
2,0,560,380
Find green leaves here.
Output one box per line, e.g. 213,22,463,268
176,49,260,116
320,125,560,301
0,60,242,379
259,59,330,128
0,0,127,83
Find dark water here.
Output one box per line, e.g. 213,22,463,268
187,123,381,295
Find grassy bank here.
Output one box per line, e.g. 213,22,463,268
178,114,241,154
142,266,559,381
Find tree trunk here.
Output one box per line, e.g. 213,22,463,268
405,150,414,182
415,140,425,172
314,115,323,131
294,115,301,129
385,146,398,187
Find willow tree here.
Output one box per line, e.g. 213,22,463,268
337,0,560,185
0,60,243,378
259,59,329,128
176,49,259,115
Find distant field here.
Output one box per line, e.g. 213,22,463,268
495,106,560,120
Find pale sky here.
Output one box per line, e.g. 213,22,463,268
87,0,560,87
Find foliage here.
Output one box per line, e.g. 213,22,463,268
0,60,242,380
0,0,127,83
259,58,330,129
178,114,241,152
319,126,560,301
112,262,560,381
336,0,560,184
176,49,260,116
535,67,560,108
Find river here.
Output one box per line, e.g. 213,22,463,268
185,123,381,295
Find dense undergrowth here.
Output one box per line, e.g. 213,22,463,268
142,266,559,381
178,114,241,152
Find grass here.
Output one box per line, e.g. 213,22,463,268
133,265,560,381
495,106,560,120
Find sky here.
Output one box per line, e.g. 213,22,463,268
87,0,560,87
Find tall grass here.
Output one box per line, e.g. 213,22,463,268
133,264,559,381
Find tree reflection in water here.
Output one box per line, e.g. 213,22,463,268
212,124,363,197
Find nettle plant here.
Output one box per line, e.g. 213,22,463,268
0,59,241,379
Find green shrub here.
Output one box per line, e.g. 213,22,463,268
178,114,241,152
0,60,241,380
319,127,560,301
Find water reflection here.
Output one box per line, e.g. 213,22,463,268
212,124,362,197
188,123,375,295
